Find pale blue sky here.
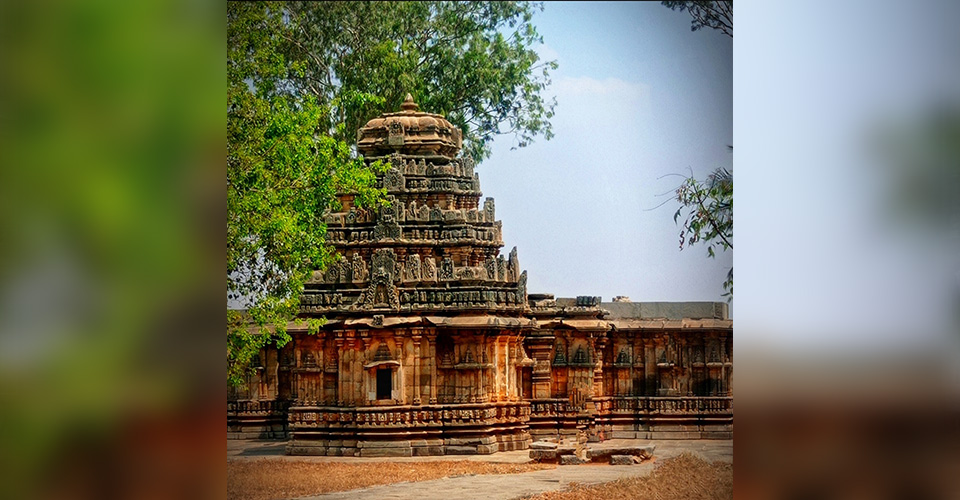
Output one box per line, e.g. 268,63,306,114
480,2,733,305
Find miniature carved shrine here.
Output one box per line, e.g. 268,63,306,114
227,95,733,456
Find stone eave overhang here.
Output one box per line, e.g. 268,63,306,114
283,314,538,331
608,318,733,331
536,318,610,331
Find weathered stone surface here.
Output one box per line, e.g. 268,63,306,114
559,455,588,465
357,440,410,448
529,449,558,462
609,455,639,465
412,446,445,456
587,446,655,461
445,445,479,455
359,446,412,457
530,441,558,450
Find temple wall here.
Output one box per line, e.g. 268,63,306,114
524,327,732,442
228,324,732,444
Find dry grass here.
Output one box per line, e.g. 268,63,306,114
527,453,733,500
227,459,554,500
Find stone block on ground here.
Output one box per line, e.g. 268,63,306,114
359,446,412,457
559,455,588,465
530,441,558,450
412,445,445,456
529,449,558,462
445,445,479,455
609,455,640,465
587,445,655,461
476,444,497,454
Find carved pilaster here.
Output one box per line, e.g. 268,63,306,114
426,331,438,404
412,330,422,405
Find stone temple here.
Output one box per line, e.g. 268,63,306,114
227,95,733,456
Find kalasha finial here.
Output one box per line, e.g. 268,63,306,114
400,93,419,111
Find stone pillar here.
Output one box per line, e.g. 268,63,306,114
293,341,302,403
643,338,655,396
719,333,729,395
361,336,372,405
427,331,438,404
525,332,555,400
317,336,326,404
477,335,485,403
335,337,345,406
503,336,511,401
413,331,422,405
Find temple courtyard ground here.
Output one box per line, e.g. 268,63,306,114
227,439,733,500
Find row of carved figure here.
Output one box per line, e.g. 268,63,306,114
289,405,530,427
382,154,476,179
383,169,481,194
302,278,528,312
313,248,522,286
324,224,502,246
325,197,496,227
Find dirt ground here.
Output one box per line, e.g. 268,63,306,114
227,460,555,500
525,453,733,500
227,452,732,500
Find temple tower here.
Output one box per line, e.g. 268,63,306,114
286,94,534,456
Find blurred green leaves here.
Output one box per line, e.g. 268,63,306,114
0,0,224,497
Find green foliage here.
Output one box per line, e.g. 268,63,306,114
674,164,733,298
228,2,388,386
227,1,556,385
283,1,557,162
661,1,732,38
663,1,732,299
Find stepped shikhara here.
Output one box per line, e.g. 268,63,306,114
303,93,528,318
228,95,733,457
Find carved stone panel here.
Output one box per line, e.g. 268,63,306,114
508,247,520,282
404,254,422,282
387,120,404,146
373,219,401,240
483,197,495,222
384,169,405,191
422,257,437,282
440,257,454,281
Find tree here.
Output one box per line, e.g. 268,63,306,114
662,1,732,300
228,3,389,385
282,1,557,162
227,2,558,385
674,159,733,298
661,1,732,38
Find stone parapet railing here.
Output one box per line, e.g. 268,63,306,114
288,401,531,430
227,399,291,439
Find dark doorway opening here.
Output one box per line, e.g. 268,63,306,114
376,368,392,400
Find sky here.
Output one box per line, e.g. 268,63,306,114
479,2,733,306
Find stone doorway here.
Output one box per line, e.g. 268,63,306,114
376,368,392,400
